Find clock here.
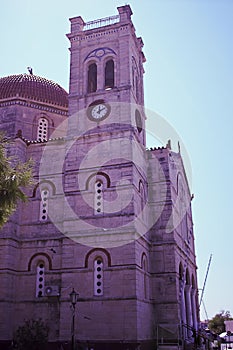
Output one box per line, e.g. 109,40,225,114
88,102,111,121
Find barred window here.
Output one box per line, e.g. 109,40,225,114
37,117,48,141
94,258,103,296
40,189,49,221
94,181,103,215
36,262,45,297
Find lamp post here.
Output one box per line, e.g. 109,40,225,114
70,288,79,350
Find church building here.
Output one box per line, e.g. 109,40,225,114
0,5,199,350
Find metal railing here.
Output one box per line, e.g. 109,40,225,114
156,324,182,349
84,15,120,31
156,323,216,350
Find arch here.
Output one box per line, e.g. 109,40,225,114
104,59,114,89
86,172,111,216
86,171,111,190
141,252,148,271
37,116,48,141
28,252,52,271
88,99,105,107
33,180,56,198
135,109,143,133
37,181,56,222
84,47,116,62
85,248,111,268
87,62,97,93
32,113,54,141
32,183,39,198
141,253,148,299
139,179,147,198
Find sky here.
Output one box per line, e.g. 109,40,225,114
1,0,233,321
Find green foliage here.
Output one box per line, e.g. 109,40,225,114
208,310,233,334
0,134,33,228
14,318,49,350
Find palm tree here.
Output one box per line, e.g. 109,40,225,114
0,134,33,228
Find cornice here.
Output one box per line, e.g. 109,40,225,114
0,97,68,116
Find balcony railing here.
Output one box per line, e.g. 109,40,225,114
84,15,120,31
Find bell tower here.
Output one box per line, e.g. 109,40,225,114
60,6,153,348
66,5,146,145
63,5,148,247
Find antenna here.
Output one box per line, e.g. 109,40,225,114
202,300,209,320
199,254,212,308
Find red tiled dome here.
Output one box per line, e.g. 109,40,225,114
0,74,68,108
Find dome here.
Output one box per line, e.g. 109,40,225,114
0,74,68,108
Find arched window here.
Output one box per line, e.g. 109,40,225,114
36,262,45,297
94,258,103,296
132,65,135,89
94,181,103,215
88,63,97,93
40,188,49,221
135,75,139,100
142,254,148,299
37,117,48,141
105,59,114,89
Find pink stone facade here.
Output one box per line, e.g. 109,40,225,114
0,5,199,350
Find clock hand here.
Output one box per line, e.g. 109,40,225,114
99,107,106,113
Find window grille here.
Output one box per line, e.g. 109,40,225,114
37,117,48,141
94,258,103,296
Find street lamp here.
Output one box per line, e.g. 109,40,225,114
69,288,79,350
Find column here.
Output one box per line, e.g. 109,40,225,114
191,288,198,330
185,284,193,337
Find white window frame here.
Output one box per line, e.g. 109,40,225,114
40,188,49,221
37,117,48,141
94,258,103,296
94,181,103,215
36,262,45,297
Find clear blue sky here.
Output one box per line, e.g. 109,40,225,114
1,0,233,320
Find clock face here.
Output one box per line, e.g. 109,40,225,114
88,103,111,121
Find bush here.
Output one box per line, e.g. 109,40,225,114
13,318,49,350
